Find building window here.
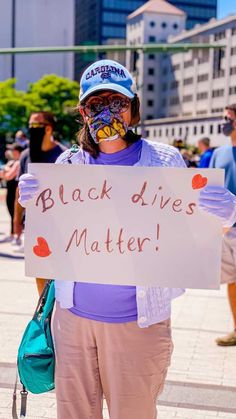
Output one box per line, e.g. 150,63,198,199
183,77,193,85
172,63,180,71
230,66,236,75
197,92,208,100
148,68,155,75
170,96,179,105
150,21,155,27
147,99,154,106
162,98,167,106
162,67,168,75
194,126,197,135
166,128,169,136
231,47,236,56
173,23,178,30
172,128,175,136
210,125,213,134
162,83,167,91
214,31,226,41
162,22,167,28
232,27,236,35
147,84,154,91
183,95,193,102
149,36,156,43
179,127,182,136
229,86,236,95
218,124,221,133
197,74,208,82
153,129,156,137
148,54,155,60
212,108,223,113
159,129,162,136
146,115,153,120
197,110,207,115
200,126,204,134
146,130,150,137
170,80,179,89
198,50,209,64
213,69,225,79
212,89,224,98
184,60,193,69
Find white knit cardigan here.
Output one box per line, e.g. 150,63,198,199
54,139,186,328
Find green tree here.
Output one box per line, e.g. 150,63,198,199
0,75,81,143
0,79,29,135
25,74,80,142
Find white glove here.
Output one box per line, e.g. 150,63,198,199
198,186,236,227
18,173,39,207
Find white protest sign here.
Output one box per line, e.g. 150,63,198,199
24,164,224,289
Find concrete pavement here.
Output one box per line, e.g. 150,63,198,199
0,188,236,419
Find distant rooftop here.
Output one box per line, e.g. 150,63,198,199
128,0,185,20
169,14,236,42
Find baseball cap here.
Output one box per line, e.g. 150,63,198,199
79,59,136,103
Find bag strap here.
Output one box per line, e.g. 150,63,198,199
33,279,53,320
12,372,28,418
12,280,52,418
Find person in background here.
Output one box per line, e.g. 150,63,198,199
14,111,66,294
0,144,24,244
18,60,236,419
210,104,236,346
197,137,214,168
15,130,29,149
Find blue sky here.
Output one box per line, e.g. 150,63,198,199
218,0,236,19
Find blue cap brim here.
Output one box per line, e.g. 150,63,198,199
80,83,135,102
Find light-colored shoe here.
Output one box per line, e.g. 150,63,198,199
215,331,236,346
0,235,14,243
14,245,24,254
11,237,22,246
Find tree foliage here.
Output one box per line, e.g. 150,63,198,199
0,75,81,143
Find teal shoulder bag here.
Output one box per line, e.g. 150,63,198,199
12,280,55,418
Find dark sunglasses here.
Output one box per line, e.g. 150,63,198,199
80,95,130,118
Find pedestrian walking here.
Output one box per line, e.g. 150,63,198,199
18,60,236,419
0,143,24,244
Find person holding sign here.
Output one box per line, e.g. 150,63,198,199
18,60,236,419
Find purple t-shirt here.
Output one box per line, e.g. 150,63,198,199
70,139,142,322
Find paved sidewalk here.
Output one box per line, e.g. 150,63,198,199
0,188,236,418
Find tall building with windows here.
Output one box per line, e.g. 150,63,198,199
141,14,236,147
126,0,186,122
169,0,217,29
74,0,217,78
0,0,74,90
74,0,146,79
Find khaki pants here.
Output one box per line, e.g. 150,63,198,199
221,228,236,284
52,302,173,419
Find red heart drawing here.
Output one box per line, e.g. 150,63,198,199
192,174,208,189
33,237,52,258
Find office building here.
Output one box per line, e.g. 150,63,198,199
0,0,74,90
126,0,186,122
141,14,236,146
74,0,217,77
169,0,217,29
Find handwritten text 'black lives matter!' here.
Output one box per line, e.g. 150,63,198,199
34,179,196,256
